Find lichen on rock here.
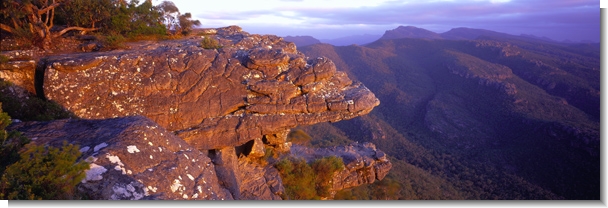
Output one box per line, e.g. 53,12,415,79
4,26,387,200
40,26,380,150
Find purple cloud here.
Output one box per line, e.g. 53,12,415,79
193,0,600,41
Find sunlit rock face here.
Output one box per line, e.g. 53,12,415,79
41,26,380,150
6,26,385,200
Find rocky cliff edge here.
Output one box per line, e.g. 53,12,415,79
39,26,378,150
2,26,389,200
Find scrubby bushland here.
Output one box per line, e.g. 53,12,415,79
0,141,89,199
0,0,201,50
0,105,89,200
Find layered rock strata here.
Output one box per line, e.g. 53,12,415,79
39,26,379,150
3,26,387,200
8,116,391,200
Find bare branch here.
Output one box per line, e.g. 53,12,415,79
0,23,15,33
53,27,99,38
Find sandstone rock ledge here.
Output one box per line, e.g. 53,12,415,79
3,26,387,200
8,116,392,200
40,25,380,150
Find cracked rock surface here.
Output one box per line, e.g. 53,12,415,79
8,116,233,200
41,26,379,150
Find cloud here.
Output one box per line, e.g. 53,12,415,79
185,0,599,41
286,0,599,25
284,0,598,40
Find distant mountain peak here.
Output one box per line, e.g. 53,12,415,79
380,25,442,40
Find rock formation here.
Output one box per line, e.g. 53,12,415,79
8,116,234,200
39,26,379,150
8,116,392,200
2,26,389,200
0,50,37,94
290,142,392,198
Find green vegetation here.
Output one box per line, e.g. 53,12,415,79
275,157,317,200
200,35,222,49
0,105,29,175
275,156,345,200
0,106,89,200
0,141,89,199
100,33,127,50
157,1,200,35
311,156,343,197
0,0,201,50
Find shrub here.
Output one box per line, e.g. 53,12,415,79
0,107,89,200
312,156,344,197
200,35,221,49
102,33,127,50
275,158,317,200
333,177,403,200
0,141,89,200
0,107,29,175
275,156,345,200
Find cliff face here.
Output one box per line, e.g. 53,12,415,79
2,26,388,200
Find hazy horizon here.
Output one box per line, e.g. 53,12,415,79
158,0,600,42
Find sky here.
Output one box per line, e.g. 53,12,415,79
154,0,600,42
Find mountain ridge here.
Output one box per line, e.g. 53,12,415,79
284,26,598,48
